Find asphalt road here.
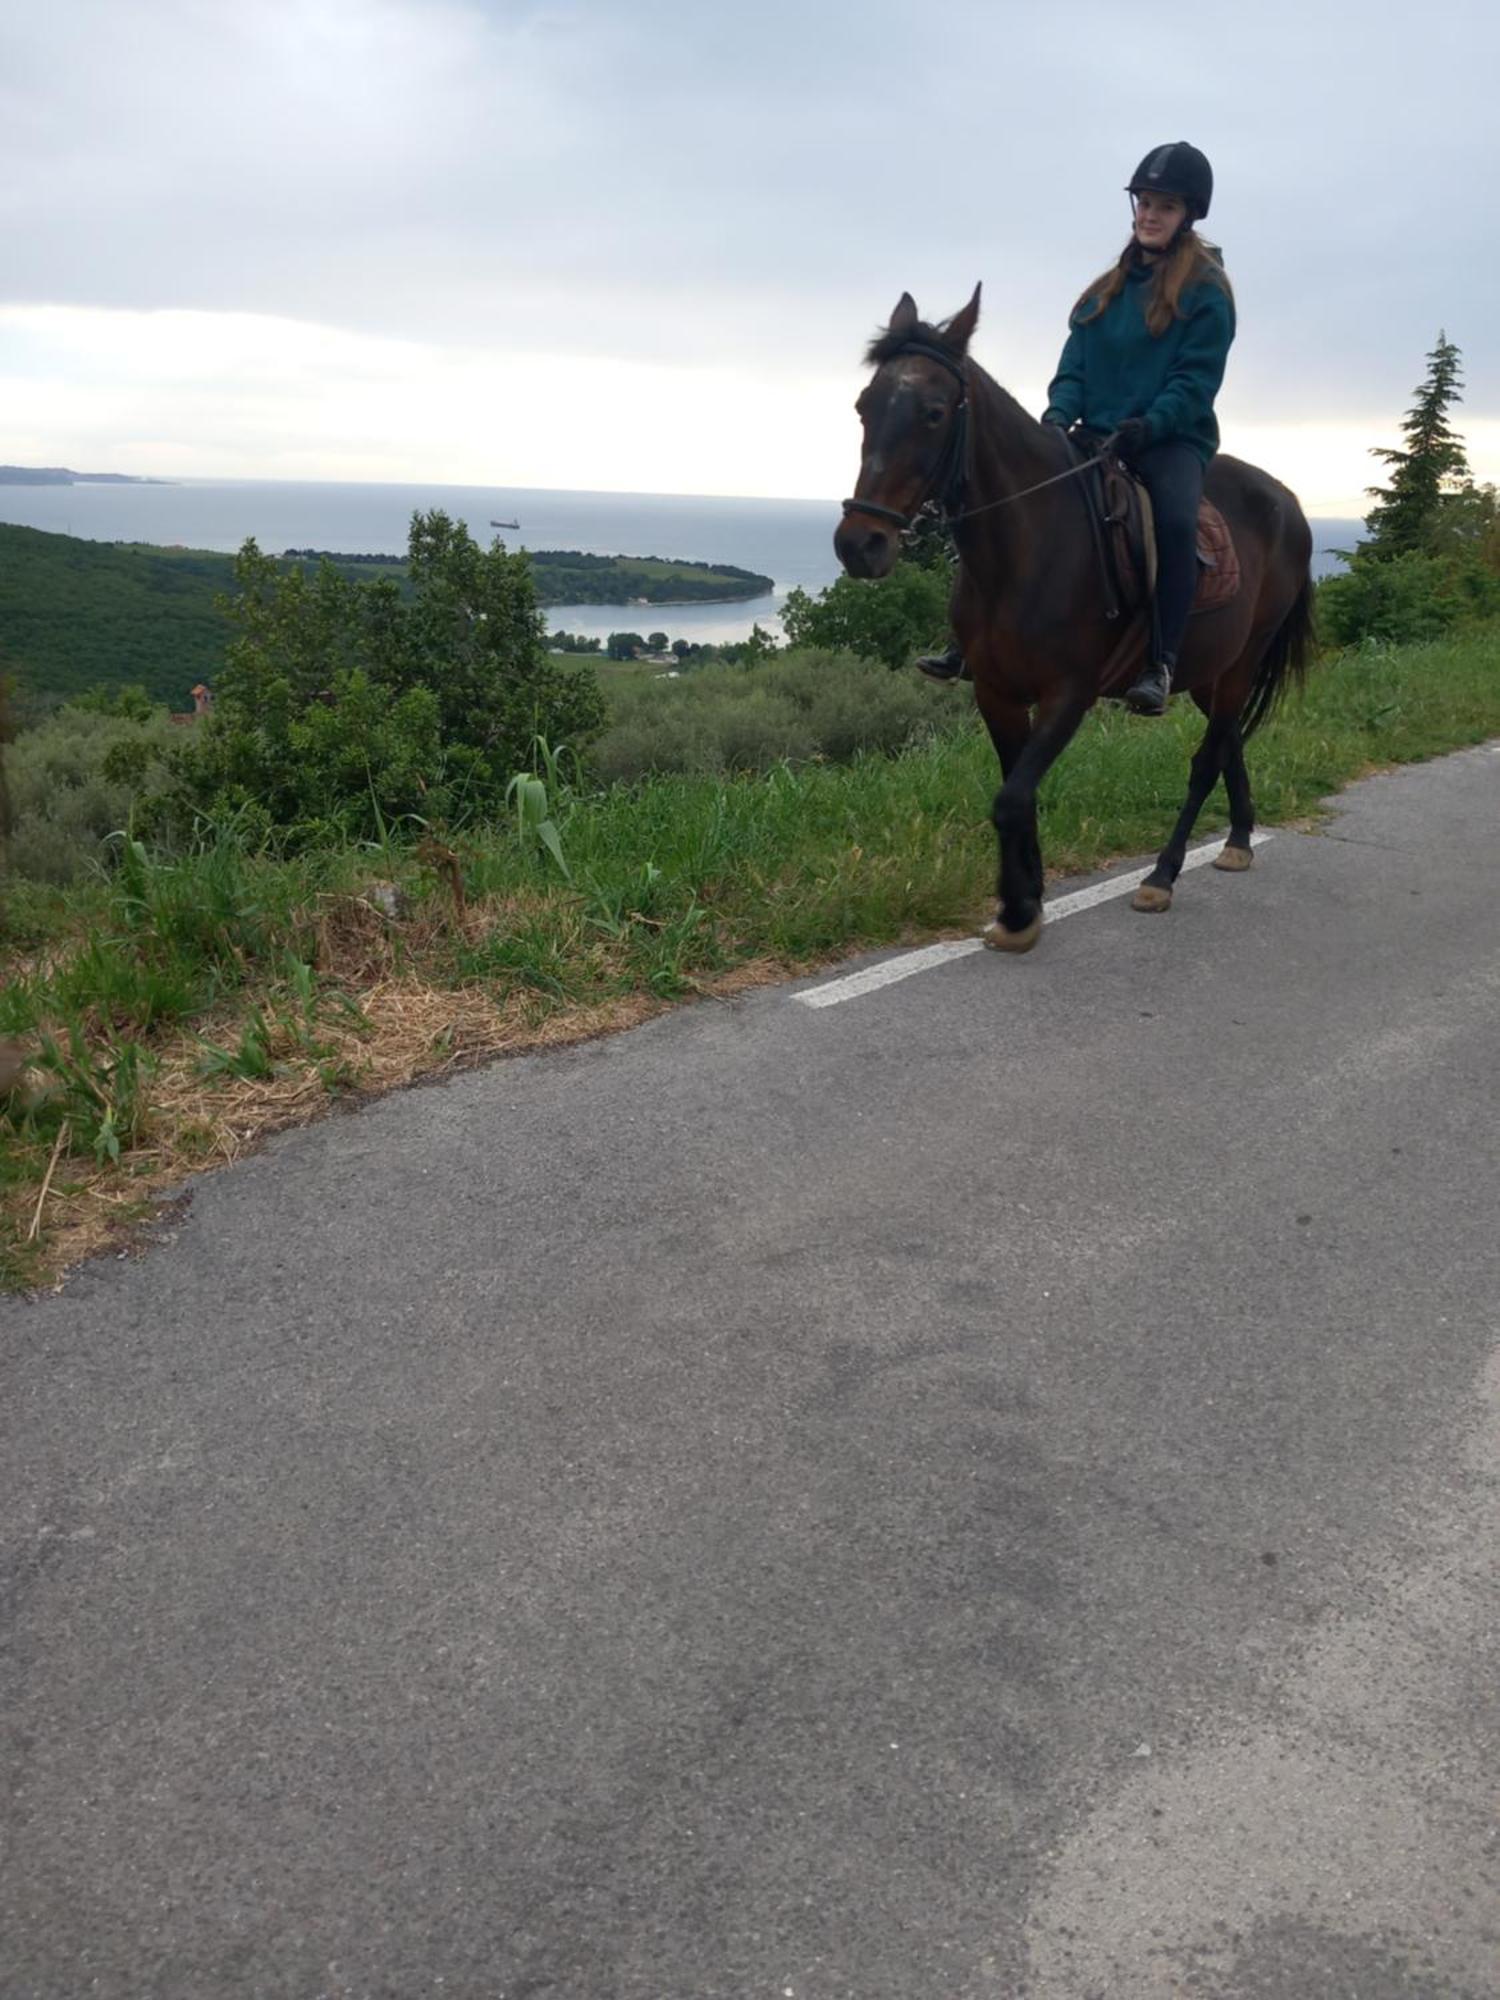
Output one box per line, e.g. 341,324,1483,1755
4,745,1499,1999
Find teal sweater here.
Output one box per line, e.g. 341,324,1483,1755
1043,257,1235,463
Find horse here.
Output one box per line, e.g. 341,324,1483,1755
834,287,1315,951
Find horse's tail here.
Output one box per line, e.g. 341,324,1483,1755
1240,567,1316,740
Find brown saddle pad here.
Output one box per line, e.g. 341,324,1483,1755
1103,465,1241,615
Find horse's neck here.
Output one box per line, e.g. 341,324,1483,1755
967,370,1056,492
959,369,1082,578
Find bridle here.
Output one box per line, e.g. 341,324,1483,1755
841,342,1107,539
840,340,971,534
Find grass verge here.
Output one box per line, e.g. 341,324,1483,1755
2,627,1497,1289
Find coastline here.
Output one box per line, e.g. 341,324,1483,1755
0,478,1360,654
546,591,770,610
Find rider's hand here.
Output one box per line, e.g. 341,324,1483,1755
1107,418,1149,460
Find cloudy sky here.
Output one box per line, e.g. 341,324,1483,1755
3,0,1497,510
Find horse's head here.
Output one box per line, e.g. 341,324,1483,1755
834,286,981,580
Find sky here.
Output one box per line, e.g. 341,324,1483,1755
3,0,1498,512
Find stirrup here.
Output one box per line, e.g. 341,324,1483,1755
1124,658,1173,715
915,646,970,684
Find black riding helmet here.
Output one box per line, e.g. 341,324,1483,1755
1127,141,1213,221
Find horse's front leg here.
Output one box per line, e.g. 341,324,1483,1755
984,692,1090,953
974,688,1031,783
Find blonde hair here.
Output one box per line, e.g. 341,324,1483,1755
1073,229,1232,337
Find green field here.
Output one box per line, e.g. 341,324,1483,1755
3,621,1499,1288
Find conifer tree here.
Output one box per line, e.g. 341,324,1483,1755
1363,333,1470,559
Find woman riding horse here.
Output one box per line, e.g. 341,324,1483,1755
919,141,1233,718
837,201,1312,949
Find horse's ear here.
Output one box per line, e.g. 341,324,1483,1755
943,283,982,353
888,292,919,337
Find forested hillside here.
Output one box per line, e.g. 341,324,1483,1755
0,526,236,711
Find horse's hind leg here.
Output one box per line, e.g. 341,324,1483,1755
1131,711,1233,913
1211,722,1256,871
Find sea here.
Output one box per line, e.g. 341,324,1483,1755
0,478,1362,646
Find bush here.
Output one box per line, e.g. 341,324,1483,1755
4,704,181,883
1318,549,1500,647
170,512,607,844
590,647,961,784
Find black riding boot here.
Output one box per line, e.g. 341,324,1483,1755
914,645,971,684
1124,653,1174,716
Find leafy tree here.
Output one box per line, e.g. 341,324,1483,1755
1319,552,1454,648
171,512,605,842
1318,545,1500,649
1363,333,1471,559
606,632,646,660
647,631,669,653
1428,478,1500,563
782,553,951,672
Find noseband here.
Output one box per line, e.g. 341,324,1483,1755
841,341,970,535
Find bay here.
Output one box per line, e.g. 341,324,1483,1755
0,477,1361,647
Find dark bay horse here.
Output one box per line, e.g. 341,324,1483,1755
834,288,1315,950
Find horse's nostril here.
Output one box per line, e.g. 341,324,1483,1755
834,514,895,578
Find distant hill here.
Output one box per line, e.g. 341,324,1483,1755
281,546,774,604
0,525,776,717
525,549,773,604
0,465,171,486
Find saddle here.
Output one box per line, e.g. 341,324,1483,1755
1097,459,1241,618
1065,435,1241,695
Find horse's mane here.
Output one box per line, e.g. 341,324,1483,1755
863,311,1022,427
864,313,969,369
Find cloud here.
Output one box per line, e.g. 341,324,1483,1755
8,303,1493,511
2,0,1497,491
0,305,856,497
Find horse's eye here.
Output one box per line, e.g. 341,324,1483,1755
924,406,946,427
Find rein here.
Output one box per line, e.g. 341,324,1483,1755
841,345,1107,536
947,449,1106,527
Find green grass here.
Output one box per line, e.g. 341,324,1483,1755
2,624,1498,1286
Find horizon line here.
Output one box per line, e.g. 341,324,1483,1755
0,466,1375,522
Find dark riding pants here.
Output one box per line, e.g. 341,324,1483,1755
1133,441,1204,665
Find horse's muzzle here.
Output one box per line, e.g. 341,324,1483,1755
834,513,898,580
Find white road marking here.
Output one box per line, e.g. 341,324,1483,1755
795,831,1274,1009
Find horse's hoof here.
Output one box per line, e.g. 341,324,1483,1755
982,914,1043,954
1212,843,1254,872
1131,883,1173,913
